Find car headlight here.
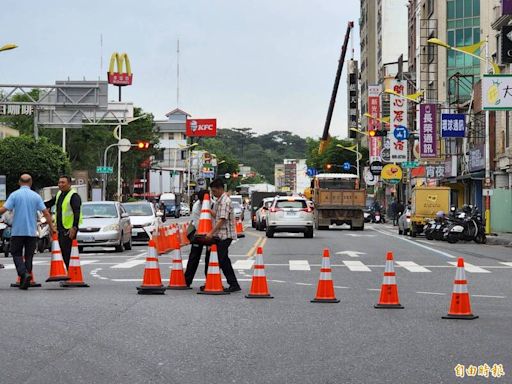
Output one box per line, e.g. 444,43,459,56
102,224,120,232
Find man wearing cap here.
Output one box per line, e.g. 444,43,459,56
0,174,55,289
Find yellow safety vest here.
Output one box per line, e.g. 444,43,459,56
56,189,83,229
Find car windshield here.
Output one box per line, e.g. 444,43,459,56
276,200,307,209
232,202,241,209
83,204,118,218
161,199,175,206
122,204,153,216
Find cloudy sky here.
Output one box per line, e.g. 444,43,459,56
1,0,360,138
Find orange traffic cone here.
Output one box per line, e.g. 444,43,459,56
167,229,190,290
179,223,189,247
11,271,42,288
442,257,478,320
196,193,213,235
197,244,229,295
236,218,245,238
311,248,340,303
137,240,166,295
374,252,403,309
46,234,70,282
245,246,273,299
61,240,89,287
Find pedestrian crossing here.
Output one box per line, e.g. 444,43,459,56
2,259,512,273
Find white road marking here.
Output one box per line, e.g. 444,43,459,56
3,260,46,270
346,234,375,238
335,251,366,257
295,282,312,286
370,227,456,259
79,260,100,265
289,260,311,271
111,278,253,282
111,260,146,269
367,288,380,291
500,262,512,267
416,291,446,296
447,261,491,273
396,261,431,273
472,294,506,299
232,260,255,270
334,286,350,289
343,260,371,272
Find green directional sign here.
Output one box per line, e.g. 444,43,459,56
96,166,113,174
402,161,419,169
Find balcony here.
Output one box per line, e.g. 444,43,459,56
492,4,512,30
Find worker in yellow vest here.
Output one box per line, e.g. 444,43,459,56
45,175,83,268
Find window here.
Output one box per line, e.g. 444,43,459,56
448,1,455,18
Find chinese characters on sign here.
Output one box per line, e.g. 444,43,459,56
368,85,382,163
347,60,359,138
389,80,408,163
419,104,438,158
482,74,512,110
425,165,445,179
454,363,505,379
0,105,33,115
469,144,485,172
441,114,465,138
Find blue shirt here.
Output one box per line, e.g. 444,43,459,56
4,186,46,237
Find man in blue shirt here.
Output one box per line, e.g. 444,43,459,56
0,174,55,289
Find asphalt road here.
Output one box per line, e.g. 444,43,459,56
0,219,510,384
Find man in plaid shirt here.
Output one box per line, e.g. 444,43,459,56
204,178,241,292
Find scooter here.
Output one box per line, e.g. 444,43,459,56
2,222,11,258
371,210,385,224
444,206,486,244
37,215,52,253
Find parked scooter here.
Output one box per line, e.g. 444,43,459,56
2,221,11,258
424,211,450,241
37,214,52,253
443,205,486,244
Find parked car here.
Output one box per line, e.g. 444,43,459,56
77,201,132,252
122,201,158,243
266,196,314,238
180,202,190,216
398,206,412,235
255,197,275,231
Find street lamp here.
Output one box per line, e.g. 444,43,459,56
171,142,198,194
181,143,199,201
0,43,17,52
428,37,497,234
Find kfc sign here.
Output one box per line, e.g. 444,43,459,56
186,119,217,137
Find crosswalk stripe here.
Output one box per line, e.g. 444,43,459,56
232,260,255,270
343,260,371,272
3,260,47,270
289,260,310,271
500,262,512,267
396,261,431,272
447,261,491,273
79,260,99,265
111,260,146,269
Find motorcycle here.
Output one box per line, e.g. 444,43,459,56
444,206,486,244
37,214,52,253
424,211,450,241
2,221,11,258
370,208,386,224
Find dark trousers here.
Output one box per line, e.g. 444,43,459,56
184,243,205,286
10,236,37,277
58,229,73,269
204,239,239,288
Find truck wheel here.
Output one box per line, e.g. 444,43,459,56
266,227,274,238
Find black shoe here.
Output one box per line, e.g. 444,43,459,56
224,285,241,293
19,273,31,290
0,263,4,269
199,285,205,291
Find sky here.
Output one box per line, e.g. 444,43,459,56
1,0,360,138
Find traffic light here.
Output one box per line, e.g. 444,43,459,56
369,129,388,137
325,164,333,170
136,141,150,150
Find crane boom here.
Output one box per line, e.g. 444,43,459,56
319,21,354,154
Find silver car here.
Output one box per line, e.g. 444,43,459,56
122,201,158,243
77,201,132,252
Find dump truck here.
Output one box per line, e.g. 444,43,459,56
312,173,366,230
410,186,450,237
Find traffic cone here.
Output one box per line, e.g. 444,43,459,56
442,258,478,320
197,244,229,295
236,218,245,238
137,240,166,295
311,248,340,303
46,234,70,282
179,223,189,247
167,233,191,290
61,240,89,287
196,193,213,235
245,246,273,299
374,252,404,308
11,271,42,288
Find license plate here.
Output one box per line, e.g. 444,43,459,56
286,211,297,217
82,236,95,243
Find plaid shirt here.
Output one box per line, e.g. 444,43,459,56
213,193,237,240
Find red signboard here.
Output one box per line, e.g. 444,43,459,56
186,119,217,137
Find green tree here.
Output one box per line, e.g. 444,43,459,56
306,137,369,173
0,136,71,193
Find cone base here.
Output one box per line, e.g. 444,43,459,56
46,276,71,282
166,286,192,290
311,298,340,303
61,282,90,288
374,303,404,309
245,294,273,299
442,313,479,320
11,283,42,288
137,286,166,295
197,290,230,295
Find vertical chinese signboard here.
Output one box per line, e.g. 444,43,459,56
389,80,408,162
419,104,438,158
368,84,382,163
